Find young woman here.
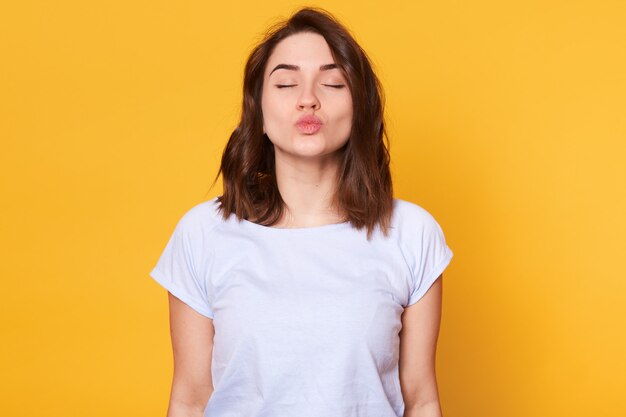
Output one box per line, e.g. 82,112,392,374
150,7,453,417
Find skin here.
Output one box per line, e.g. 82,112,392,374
165,293,214,417
400,275,444,417
165,31,444,417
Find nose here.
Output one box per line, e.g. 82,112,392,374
296,82,320,110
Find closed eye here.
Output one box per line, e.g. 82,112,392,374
275,84,346,89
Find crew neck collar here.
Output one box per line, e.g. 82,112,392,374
238,216,352,234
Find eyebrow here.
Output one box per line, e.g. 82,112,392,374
269,63,339,76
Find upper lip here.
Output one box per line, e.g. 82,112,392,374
296,114,323,125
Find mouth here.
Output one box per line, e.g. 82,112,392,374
295,114,323,134
295,122,322,134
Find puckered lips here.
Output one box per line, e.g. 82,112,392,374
295,114,323,134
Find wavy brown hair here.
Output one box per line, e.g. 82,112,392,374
208,6,393,240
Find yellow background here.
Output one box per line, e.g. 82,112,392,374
1,1,624,416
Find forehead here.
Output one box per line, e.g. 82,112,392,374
265,32,337,76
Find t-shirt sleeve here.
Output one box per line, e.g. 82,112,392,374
405,211,454,307
149,209,214,319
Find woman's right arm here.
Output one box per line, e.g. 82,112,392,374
166,292,215,417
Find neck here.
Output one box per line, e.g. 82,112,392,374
272,151,344,228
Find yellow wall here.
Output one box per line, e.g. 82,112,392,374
1,1,624,416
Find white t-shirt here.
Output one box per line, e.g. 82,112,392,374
150,196,453,417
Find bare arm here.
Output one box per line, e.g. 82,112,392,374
166,292,215,417
399,274,444,417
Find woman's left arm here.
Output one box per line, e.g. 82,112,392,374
399,274,444,417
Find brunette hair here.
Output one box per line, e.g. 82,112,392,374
208,6,393,240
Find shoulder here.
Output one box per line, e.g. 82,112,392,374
391,198,453,284
390,197,449,248
392,198,442,231
174,196,223,236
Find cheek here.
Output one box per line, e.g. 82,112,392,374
339,100,354,137
261,93,291,139
338,94,353,117
346,100,354,121
336,97,353,126
262,92,288,124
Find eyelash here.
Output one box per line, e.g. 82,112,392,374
275,84,346,89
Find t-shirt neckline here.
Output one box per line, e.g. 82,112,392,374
238,217,352,234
